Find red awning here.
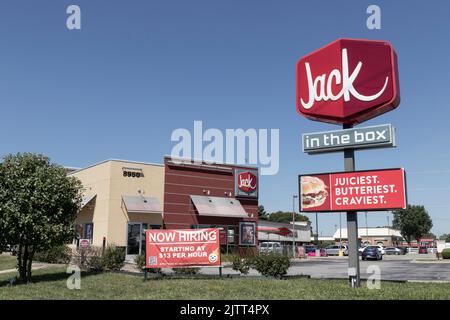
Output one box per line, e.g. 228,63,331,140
258,226,292,236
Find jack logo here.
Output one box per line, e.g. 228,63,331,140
238,171,257,193
296,38,400,125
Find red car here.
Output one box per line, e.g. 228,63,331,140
418,246,428,254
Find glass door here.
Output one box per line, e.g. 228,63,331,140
126,223,142,260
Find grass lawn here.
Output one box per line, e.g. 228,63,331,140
0,255,17,271
1,267,450,299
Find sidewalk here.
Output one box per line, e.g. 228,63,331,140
0,263,62,275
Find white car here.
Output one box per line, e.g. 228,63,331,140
385,247,401,255
377,245,386,255
427,247,437,254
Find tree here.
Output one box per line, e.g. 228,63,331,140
422,232,436,239
439,234,450,242
267,211,310,223
258,205,268,220
0,153,82,282
392,205,433,246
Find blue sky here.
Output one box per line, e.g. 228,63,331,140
1,0,450,236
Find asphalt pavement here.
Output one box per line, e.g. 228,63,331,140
199,254,450,281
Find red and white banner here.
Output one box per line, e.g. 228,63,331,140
145,228,221,268
299,168,406,212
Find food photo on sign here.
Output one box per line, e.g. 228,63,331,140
299,168,407,212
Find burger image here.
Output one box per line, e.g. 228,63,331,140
301,176,328,209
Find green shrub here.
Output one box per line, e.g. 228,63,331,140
87,255,104,271
231,255,251,274
102,245,125,271
221,253,238,263
135,253,146,270
442,248,450,259
172,267,200,275
253,253,291,278
33,245,72,264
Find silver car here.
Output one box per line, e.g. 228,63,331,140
259,242,283,254
326,245,348,256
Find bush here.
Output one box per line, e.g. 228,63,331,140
442,248,450,259
33,245,72,264
135,253,146,270
252,253,291,278
87,255,104,272
172,267,200,275
102,245,125,271
221,253,238,263
231,255,251,275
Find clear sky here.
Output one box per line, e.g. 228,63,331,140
1,0,450,237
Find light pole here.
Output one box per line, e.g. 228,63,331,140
315,212,319,245
339,212,342,247
292,195,298,258
365,211,368,245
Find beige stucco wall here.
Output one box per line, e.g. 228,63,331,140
70,161,111,246
107,160,164,246
69,160,164,247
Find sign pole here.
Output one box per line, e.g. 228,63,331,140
343,124,360,288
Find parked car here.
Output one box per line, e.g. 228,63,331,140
427,247,437,254
259,242,283,254
385,247,401,255
418,246,428,254
305,245,317,255
407,247,419,254
396,247,407,255
307,248,327,257
362,246,383,260
376,245,386,255
358,247,366,255
325,245,348,256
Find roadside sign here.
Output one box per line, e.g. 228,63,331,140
146,228,221,269
302,124,395,154
79,239,90,248
299,168,407,212
296,38,400,125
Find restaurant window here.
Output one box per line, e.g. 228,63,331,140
74,223,94,243
84,223,93,242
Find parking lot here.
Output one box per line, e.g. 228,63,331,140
287,254,450,281
199,254,450,282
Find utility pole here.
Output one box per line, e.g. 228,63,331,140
292,195,298,258
344,123,360,288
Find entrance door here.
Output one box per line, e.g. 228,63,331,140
126,222,151,261
126,223,142,260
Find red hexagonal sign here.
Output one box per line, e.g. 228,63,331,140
296,38,400,125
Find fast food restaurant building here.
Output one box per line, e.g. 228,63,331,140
68,157,259,259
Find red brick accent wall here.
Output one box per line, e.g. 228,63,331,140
163,157,258,235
